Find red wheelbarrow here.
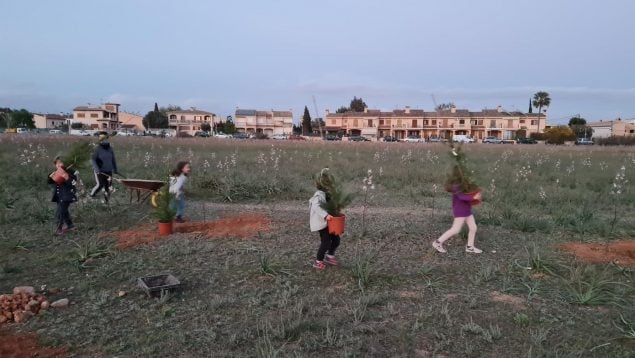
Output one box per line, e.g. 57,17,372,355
117,178,165,207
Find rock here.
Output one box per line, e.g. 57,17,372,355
0,315,7,324
13,310,33,323
13,286,35,295
50,298,69,308
40,301,50,310
48,288,60,294
117,291,126,297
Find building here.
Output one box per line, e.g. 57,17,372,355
33,113,69,129
234,109,293,136
118,112,145,133
166,109,219,136
73,103,120,130
324,106,546,140
586,118,635,138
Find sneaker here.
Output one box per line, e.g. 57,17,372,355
465,246,483,254
175,217,186,223
53,228,64,236
312,260,326,270
324,255,338,266
63,225,75,233
432,240,447,253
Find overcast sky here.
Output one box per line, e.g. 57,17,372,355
1,0,634,124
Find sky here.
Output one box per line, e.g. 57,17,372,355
1,0,635,124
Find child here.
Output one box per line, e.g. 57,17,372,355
48,157,77,236
432,166,483,254
309,168,340,270
169,161,191,223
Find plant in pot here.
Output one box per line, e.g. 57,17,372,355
318,170,354,235
51,141,92,184
446,142,481,206
154,183,176,236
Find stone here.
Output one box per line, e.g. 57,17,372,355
40,301,50,310
50,298,69,308
13,310,33,323
13,286,35,295
117,290,126,297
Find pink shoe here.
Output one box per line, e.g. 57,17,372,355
312,260,326,270
324,255,338,266
432,240,447,253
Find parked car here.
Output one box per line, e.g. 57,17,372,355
452,135,474,143
118,131,136,137
287,135,306,140
214,132,233,139
403,136,423,143
271,134,287,140
195,131,211,137
349,135,370,142
482,136,502,144
382,136,399,142
232,132,250,139
324,134,341,141
517,137,537,144
49,129,63,135
575,138,594,145
427,136,445,143
16,127,30,134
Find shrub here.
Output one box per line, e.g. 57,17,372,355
544,126,576,144
595,136,635,146
154,183,176,222
318,170,354,216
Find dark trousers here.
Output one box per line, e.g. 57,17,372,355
90,171,112,199
56,201,73,229
317,228,340,261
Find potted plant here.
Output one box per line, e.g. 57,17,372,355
154,183,176,236
319,170,354,235
446,142,481,206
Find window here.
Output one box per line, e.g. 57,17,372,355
368,119,373,127
397,120,402,127
379,119,384,125
423,120,429,125
520,120,525,124
432,120,437,125
181,115,185,121
330,119,336,125
90,113,98,118
169,114,176,120
459,119,465,124
386,120,392,125
490,120,496,127
531,120,537,125
77,113,85,118
412,120,418,127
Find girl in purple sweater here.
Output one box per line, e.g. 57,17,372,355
432,167,483,254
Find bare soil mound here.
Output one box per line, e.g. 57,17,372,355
109,214,271,249
557,240,635,267
0,330,67,358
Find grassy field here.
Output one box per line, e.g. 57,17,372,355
1,135,634,357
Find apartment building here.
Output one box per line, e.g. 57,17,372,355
324,106,546,140
166,109,219,136
586,118,635,138
234,109,293,136
73,103,120,130
118,112,145,133
33,113,69,129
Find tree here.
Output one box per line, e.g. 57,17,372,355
159,105,183,114
311,118,325,134
568,116,586,126
435,102,455,111
532,91,551,132
215,120,236,134
515,129,527,139
9,109,35,128
335,106,349,114
154,102,159,112
349,97,367,112
544,126,575,145
292,124,302,135
302,106,312,135
143,110,168,129
200,123,211,132
528,98,533,113
0,109,11,128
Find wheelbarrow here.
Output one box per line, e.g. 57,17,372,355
106,174,165,207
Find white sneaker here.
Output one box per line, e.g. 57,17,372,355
465,246,483,254
432,240,447,253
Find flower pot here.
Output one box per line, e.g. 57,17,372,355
467,190,481,206
327,215,346,236
51,169,67,185
158,221,173,236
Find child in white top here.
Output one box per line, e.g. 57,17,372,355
309,168,339,270
169,161,191,223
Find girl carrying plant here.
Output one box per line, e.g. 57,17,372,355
48,157,78,236
169,161,191,223
432,146,483,254
309,168,341,270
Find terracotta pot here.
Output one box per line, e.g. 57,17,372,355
158,221,173,236
51,169,67,185
327,215,346,235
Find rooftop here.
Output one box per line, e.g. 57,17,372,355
327,108,541,118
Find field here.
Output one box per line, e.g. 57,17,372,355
1,135,634,357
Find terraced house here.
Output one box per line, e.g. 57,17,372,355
234,109,293,136
324,106,546,140
166,108,219,136
73,103,121,129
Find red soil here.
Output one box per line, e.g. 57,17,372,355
108,214,271,249
557,240,635,267
0,330,67,358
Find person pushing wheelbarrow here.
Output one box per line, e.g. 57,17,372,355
90,132,119,202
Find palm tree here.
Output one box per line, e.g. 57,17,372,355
532,91,551,134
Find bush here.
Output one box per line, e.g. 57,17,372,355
176,132,193,138
530,132,546,141
544,126,575,145
595,136,635,146
254,133,269,140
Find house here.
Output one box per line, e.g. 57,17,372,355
73,103,120,130
166,109,219,136
118,112,145,133
586,118,635,138
33,113,69,129
234,109,293,136
324,106,546,140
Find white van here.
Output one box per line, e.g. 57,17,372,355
16,127,29,134
452,135,474,143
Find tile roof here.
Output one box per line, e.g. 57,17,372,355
328,108,541,119
167,109,215,116
73,106,109,112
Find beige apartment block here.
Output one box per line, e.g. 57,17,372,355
33,113,68,129
234,109,293,136
118,112,145,133
586,118,635,138
73,103,120,130
166,109,219,136
324,106,546,140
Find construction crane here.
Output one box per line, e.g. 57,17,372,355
430,94,438,110
312,95,324,137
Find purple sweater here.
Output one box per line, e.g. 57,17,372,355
451,184,475,218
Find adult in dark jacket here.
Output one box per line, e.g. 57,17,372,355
90,132,118,202
48,157,77,236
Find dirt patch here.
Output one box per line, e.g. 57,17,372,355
0,330,67,357
489,291,526,310
557,240,635,267
108,214,271,249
